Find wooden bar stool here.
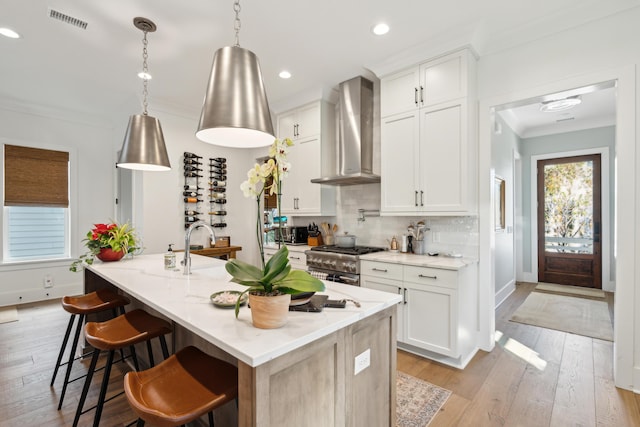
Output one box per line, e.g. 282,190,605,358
124,346,238,427
51,289,130,409
72,309,172,427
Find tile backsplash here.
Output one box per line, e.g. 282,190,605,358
290,184,479,258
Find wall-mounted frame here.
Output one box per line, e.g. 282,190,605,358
495,176,505,231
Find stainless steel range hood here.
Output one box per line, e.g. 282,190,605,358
311,76,380,185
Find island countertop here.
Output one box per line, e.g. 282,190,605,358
86,253,401,368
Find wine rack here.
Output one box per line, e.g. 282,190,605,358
208,157,227,229
183,152,203,229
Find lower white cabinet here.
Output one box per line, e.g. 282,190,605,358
264,245,307,271
361,259,477,368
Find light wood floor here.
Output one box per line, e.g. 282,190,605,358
398,282,640,427
1,283,639,426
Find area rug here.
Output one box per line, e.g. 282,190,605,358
510,292,613,341
0,306,18,324
535,282,606,299
397,371,451,427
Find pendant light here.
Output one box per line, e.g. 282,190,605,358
196,0,274,148
117,17,171,171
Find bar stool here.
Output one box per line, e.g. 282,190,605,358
124,346,238,427
72,309,172,427
51,289,130,409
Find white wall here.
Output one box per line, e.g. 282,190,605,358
0,102,118,305
477,7,639,390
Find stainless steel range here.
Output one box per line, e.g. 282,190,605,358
305,245,386,286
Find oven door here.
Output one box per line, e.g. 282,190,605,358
307,267,360,286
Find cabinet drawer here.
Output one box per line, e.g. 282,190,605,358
360,261,403,279
403,265,457,288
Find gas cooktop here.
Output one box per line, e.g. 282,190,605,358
309,245,386,255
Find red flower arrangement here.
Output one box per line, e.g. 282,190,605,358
70,222,138,271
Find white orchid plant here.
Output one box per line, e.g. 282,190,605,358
226,138,324,316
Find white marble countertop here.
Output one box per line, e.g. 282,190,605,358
359,251,477,270
87,253,401,367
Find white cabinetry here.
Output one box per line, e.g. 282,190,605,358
380,49,476,215
264,245,307,270
276,101,336,216
361,259,477,368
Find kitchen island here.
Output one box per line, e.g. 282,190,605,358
85,253,401,427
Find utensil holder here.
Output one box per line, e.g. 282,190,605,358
413,240,425,255
308,235,323,246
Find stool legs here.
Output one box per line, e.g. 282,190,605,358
73,348,100,427
93,350,115,427
50,314,75,387
58,313,85,409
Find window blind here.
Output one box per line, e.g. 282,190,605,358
4,144,69,207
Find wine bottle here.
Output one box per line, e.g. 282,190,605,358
209,180,226,187
183,166,202,172
185,216,200,222
209,161,227,169
209,211,227,216
184,197,203,203
210,157,226,163
184,152,202,159
184,172,203,178
212,223,227,228
184,185,204,191
212,199,227,204
209,174,227,181
210,167,225,174
185,210,201,216
209,187,226,193
183,191,201,197
209,193,225,199
183,159,202,166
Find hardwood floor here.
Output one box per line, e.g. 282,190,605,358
1,283,639,426
397,282,640,427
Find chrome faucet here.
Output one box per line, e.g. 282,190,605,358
182,220,216,275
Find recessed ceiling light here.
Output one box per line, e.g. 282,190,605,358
137,71,152,80
279,70,292,79
0,27,20,39
540,95,582,112
372,23,390,36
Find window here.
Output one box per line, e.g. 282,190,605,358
3,144,70,261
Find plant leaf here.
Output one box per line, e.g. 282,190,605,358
234,288,255,318
276,270,325,292
225,259,264,282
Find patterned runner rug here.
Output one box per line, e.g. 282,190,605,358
397,371,451,427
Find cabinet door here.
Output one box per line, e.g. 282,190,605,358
380,111,420,213
277,110,297,140
419,51,466,107
404,282,458,357
418,100,467,212
286,248,307,270
361,275,404,341
279,136,320,215
295,102,321,139
381,67,420,117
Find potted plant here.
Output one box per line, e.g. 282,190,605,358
70,222,138,272
227,138,325,328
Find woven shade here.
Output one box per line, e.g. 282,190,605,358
4,145,69,207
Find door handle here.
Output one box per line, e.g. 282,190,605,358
420,86,424,104
414,88,418,106
372,268,388,273
403,288,408,304
420,190,424,206
415,191,419,207
418,274,437,279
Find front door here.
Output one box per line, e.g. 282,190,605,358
537,154,602,288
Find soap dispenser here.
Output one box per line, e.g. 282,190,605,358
164,244,176,270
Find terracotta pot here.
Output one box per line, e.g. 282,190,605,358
96,248,125,262
248,292,291,329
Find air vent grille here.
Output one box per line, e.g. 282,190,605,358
48,8,88,30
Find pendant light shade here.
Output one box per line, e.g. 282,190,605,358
116,17,171,171
118,114,171,171
196,46,274,148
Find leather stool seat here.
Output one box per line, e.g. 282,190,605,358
124,346,238,427
73,309,172,427
51,289,130,409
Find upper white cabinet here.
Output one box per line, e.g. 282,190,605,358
380,49,477,215
276,100,336,216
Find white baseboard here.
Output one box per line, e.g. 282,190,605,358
0,282,82,307
495,279,516,308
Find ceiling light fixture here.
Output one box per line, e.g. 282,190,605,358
279,70,292,79
196,0,274,148
117,17,171,171
540,95,582,113
372,23,390,36
0,27,20,39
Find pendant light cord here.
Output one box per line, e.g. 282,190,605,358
141,30,149,115
233,0,241,47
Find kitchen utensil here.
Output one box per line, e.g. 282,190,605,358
335,232,356,248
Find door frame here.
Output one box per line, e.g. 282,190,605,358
531,149,609,290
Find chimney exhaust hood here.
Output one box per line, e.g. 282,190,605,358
311,76,380,185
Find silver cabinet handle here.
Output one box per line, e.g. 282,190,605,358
398,287,403,304
290,256,301,260
372,268,388,273
403,288,408,304
415,190,418,207
420,86,424,104
418,274,437,279
414,87,418,106
420,190,424,206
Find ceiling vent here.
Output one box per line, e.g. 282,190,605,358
48,8,88,30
